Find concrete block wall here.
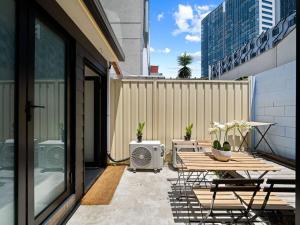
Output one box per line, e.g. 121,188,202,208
252,61,296,160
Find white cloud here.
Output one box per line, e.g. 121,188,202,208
197,5,210,11
185,34,201,42
157,12,164,21
189,51,201,61
150,47,171,54
172,4,215,42
172,4,194,35
162,48,171,54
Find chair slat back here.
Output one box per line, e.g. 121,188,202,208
261,179,295,210
210,178,264,213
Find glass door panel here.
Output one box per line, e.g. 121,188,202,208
33,18,66,216
0,0,15,224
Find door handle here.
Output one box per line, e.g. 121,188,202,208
26,101,45,121
30,104,45,109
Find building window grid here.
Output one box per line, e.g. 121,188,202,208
262,16,273,21
262,10,272,15
201,0,261,76
262,21,273,26
262,0,272,5
262,5,272,10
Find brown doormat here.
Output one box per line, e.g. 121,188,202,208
81,165,126,205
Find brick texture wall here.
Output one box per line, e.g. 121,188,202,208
253,61,296,160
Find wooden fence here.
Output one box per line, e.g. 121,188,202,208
110,79,250,161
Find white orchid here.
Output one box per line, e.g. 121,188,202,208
208,127,219,140
223,121,237,141
237,120,252,132
209,120,253,150
208,127,218,134
224,121,236,131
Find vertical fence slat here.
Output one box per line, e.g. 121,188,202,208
157,83,166,148
204,83,212,140
181,83,188,138
146,82,153,140
173,83,181,139
165,82,174,156
123,82,131,158
189,83,197,140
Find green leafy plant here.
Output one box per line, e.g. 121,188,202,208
209,120,253,151
136,122,145,137
184,123,193,140
223,141,231,151
177,52,193,78
209,122,233,151
213,140,222,150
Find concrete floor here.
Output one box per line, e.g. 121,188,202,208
67,160,295,225
67,166,181,225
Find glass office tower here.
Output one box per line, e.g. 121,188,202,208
280,0,296,19
201,0,276,77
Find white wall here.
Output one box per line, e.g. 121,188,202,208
252,61,296,160
101,0,148,75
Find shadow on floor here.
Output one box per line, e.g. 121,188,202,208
84,167,105,193
168,182,295,225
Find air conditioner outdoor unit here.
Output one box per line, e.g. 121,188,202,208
172,145,199,169
37,140,65,171
129,140,164,173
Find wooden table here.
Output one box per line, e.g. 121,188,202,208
178,151,280,179
237,121,276,153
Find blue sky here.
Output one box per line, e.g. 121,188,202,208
150,0,223,78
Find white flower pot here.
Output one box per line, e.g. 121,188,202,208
211,148,232,161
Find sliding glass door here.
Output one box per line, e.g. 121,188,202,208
26,9,72,225
33,18,67,217
1,2,73,224
0,0,16,224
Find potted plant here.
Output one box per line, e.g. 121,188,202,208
184,123,193,141
208,122,236,161
136,122,145,142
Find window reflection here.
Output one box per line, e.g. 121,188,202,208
34,19,66,216
0,0,15,224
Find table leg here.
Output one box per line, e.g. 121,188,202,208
244,170,269,179
237,129,249,151
254,125,275,154
258,171,269,179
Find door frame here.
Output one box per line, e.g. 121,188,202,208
15,2,75,225
83,61,108,169
84,76,100,167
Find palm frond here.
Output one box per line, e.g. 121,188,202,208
177,53,192,67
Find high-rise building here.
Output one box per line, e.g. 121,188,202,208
100,0,150,75
201,0,276,77
275,0,296,22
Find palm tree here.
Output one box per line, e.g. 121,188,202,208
177,52,193,78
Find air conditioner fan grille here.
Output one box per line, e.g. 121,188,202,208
131,147,152,167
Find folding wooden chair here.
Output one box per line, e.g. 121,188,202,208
193,178,264,224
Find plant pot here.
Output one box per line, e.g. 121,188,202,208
184,135,191,141
137,135,142,142
211,148,232,162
